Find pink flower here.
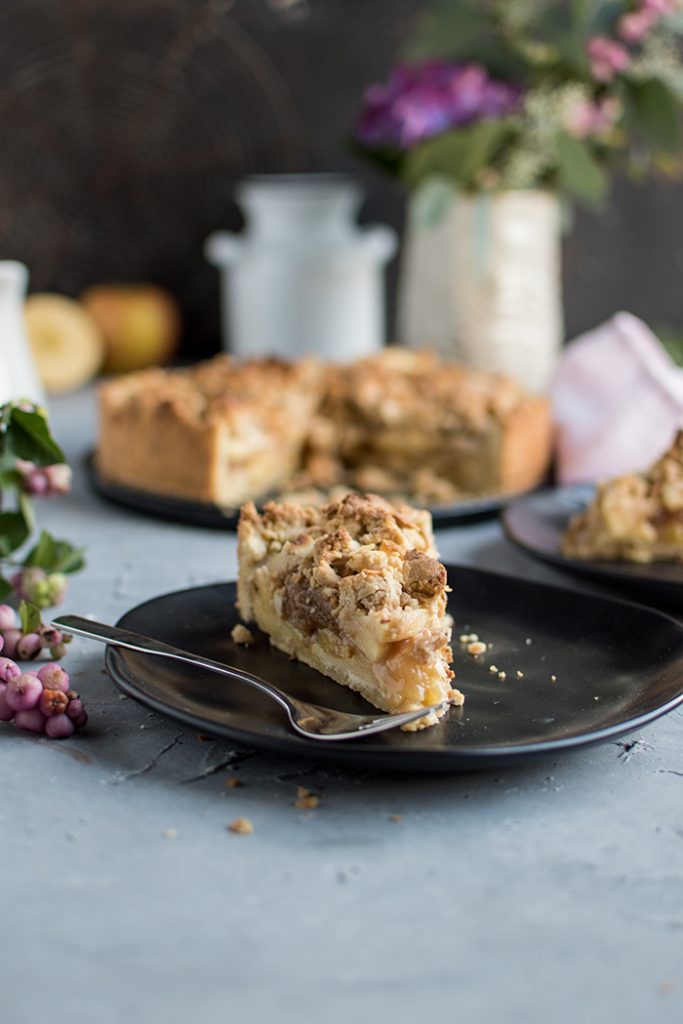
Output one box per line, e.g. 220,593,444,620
618,9,658,42
566,96,621,139
640,0,676,14
587,36,630,82
16,460,72,497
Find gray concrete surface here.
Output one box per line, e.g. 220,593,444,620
1,390,682,1024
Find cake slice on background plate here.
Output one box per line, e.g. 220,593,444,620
236,493,462,730
563,431,683,563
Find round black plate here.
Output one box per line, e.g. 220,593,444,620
85,452,524,531
104,565,683,771
503,486,683,600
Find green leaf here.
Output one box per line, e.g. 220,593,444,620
625,78,681,154
18,600,41,635
23,529,85,574
0,465,23,491
0,509,31,557
411,176,454,227
404,120,515,190
555,131,609,203
0,576,12,601
5,407,64,466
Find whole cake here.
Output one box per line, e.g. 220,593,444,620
563,431,683,563
236,492,463,729
97,349,552,507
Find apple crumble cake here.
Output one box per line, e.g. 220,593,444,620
563,431,683,563
236,492,463,729
97,349,551,507
97,356,323,505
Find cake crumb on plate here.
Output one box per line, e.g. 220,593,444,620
231,623,255,646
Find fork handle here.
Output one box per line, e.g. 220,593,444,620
52,614,294,715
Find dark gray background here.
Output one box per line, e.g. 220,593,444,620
0,0,680,355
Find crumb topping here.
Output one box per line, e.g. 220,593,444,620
237,492,454,688
230,623,254,646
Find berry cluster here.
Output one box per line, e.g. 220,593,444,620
0,659,87,738
0,603,71,660
9,568,68,611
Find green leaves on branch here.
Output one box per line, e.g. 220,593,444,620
0,403,65,466
23,530,85,575
0,401,82,610
0,494,34,558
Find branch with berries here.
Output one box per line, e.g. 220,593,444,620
0,400,88,738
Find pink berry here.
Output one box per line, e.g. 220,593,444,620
0,604,16,631
37,626,63,648
37,663,70,692
6,673,43,712
16,632,42,661
14,708,47,733
72,710,88,729
39,688,69,717
0,684,16,722
0,634,3,654
0,657,21,683
2,628,22,659
50,643,68,660
44,714,74,738
66,697,84,719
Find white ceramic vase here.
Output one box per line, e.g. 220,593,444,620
205,174,397,361
0,261,45,406
398,188,563,393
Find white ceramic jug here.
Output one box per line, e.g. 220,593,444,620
0,261,45,406
205,174,397,361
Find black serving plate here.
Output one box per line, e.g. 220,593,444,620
503,486,683,601
85,452,525,530
104,565,683,771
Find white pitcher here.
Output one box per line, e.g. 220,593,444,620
205,174,397,361
0,261,45,406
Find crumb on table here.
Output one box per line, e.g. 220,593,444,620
294,786,320,810
228,816,253,835
231,623,255,646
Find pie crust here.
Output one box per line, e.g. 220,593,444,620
236,492,463,729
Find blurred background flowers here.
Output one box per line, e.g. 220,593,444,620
0,0,682,377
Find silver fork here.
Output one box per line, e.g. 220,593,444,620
52,615,452,742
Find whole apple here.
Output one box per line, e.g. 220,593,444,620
81,284,181,374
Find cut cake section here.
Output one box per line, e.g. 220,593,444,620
298,348,552,504
237,493,463,729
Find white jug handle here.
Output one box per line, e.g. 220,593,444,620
357,225,398,263
204,232,243,267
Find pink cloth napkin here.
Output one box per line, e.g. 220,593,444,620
552,311,683,484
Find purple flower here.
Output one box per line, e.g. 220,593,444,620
355,60,522,151
587,36,630,82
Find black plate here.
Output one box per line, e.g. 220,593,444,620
503,486,683,600
104,565,683,771
85,452,523,530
